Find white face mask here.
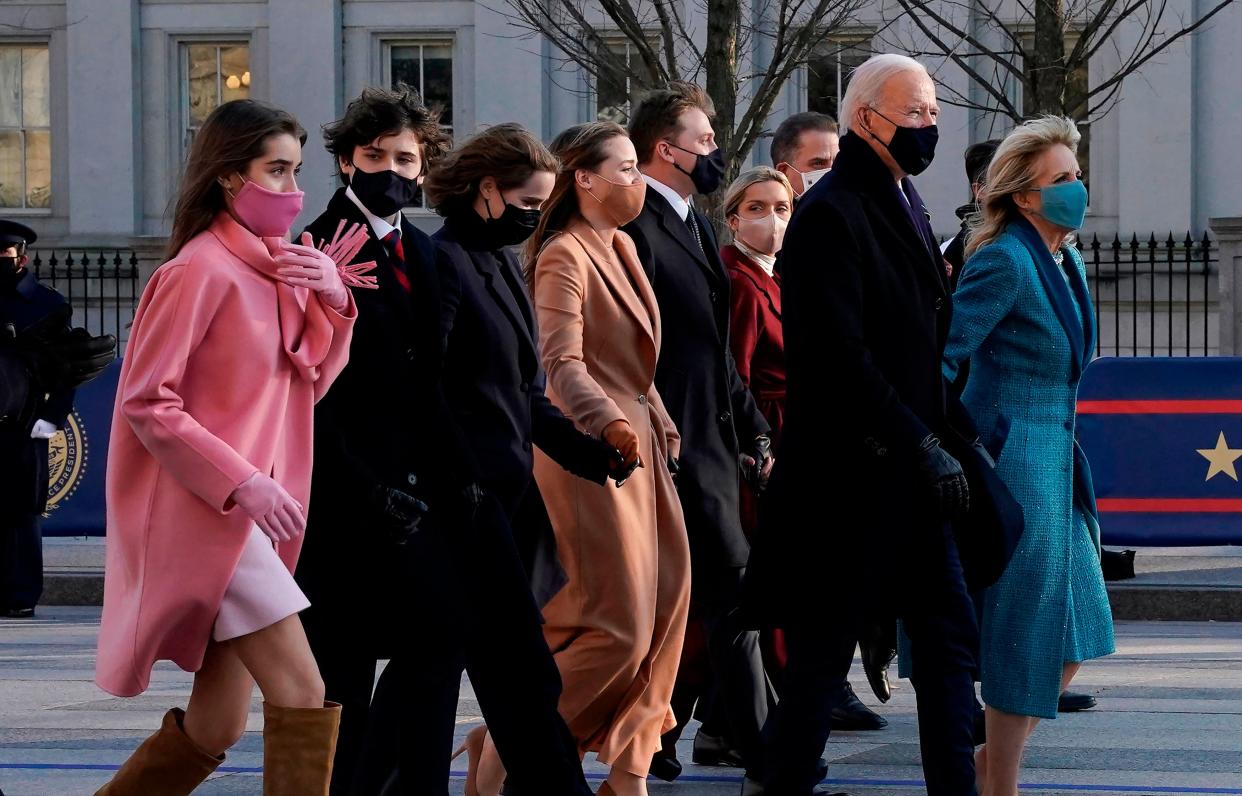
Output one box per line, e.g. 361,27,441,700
799,167,830,193
734,212,788,259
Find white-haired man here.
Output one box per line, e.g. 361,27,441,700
741,53,992,795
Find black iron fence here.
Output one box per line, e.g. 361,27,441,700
1077,233,1216,357
29,249,140,356
21,234,1222,360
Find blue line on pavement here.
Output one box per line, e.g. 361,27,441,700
2,764,1241,794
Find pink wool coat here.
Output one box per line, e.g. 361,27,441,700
96,213,356,697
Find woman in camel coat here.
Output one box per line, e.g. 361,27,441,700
522,121,690,796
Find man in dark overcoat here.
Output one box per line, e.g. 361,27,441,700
741,55,982,796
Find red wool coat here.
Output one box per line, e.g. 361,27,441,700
722,243,785,534
96,213,356,697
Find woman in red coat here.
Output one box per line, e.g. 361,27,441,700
722,168,793,535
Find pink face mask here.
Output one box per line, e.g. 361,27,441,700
228,177,304,237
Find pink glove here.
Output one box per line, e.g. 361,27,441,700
316,220,378,289
229,472,307,543
274,232,350,311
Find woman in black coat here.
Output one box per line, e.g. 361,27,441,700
421,122,629,796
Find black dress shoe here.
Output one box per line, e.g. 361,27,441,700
649,750,682,782
740,776,848,796
691,729,744,767
1058,690,1097,712
1,607,34,619
830,682,888,731
859,634,896,704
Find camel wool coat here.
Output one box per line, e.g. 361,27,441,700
532,220,691,777
96,213,356,697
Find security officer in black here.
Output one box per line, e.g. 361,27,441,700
0,220,75,618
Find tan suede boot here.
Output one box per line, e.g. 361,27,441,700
261,701,342,795
94,708,224,795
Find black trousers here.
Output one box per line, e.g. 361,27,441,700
664,565,775,767
758,521,979,796
0,511,42,610
331,497,591,796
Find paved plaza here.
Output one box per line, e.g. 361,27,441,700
2,608,1241,795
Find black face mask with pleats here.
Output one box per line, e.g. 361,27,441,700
350,166,421,218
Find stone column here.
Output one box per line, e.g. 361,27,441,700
1210,217,1242,355
267,0,342,229
65,0,140,240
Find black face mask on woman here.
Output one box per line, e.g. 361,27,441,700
483,194,541,247
349,166,421,218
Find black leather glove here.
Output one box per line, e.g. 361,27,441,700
371,484,429,545
916,435,970,519
454,482,486,523
971,437,997,468
739,434,773,492
13,306,117,393
607,445,640,487
666,454,681,482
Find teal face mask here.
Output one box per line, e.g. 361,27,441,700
1038,179,1088,230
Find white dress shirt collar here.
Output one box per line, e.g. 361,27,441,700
345,185,401,241
643,174,692,222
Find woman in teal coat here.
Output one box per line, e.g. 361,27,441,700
944,116,1114,796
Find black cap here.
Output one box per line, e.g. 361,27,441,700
0,219,36,249
965,140,1002,186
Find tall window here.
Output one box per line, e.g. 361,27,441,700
182,43,251,155
384,40,454,210
806,36,872,120
386,41,454,133
0,45,51,209
595,39,658,124
1021,33,1091,190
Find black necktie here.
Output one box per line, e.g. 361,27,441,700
684,209,705,254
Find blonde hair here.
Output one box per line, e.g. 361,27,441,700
965,115,1082,257
839,53,929,135
723,166,794,217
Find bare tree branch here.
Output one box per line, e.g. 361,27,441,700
891,0,1238,124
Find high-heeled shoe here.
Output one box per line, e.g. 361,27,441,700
451,725,487,796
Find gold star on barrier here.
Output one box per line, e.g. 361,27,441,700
1197,432,1242,482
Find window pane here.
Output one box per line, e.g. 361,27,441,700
596,42,632,123
422,45,453,127
186,44,220,126
807,40,869,119
220,45,250,103
0,49,20,127
0,131,23,207
22,47,49,127
25,129,49,208
390,45,423,95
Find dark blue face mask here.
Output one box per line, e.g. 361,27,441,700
1037,180,1089,231
865,108,939,176
668,142,726,194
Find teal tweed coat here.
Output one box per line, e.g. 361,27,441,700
943,222,1115,719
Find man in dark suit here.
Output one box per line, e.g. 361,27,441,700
742,55,981,795
621,82,775,779
942,139,1001,289
0,220,78,619
294,85,473,796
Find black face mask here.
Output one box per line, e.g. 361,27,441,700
0,257,23,289
484,195,541,248
867,110,939,176
669,143,726,194
349,166,421,218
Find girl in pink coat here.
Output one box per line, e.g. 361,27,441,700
94,100,357,796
